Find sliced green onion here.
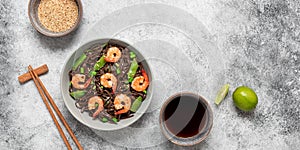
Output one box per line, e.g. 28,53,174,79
93,85,96,90
70,90,87,99
130,52,136,59
100,86,104,89
90,71,97,77
69,81,72,86
130,96,143,112
101,117,108,123
72,54,87,70
116,68,121,75
95,103,99,107
91,80,95,85
80,67,84,74
143,90,147,94
112,118,118,123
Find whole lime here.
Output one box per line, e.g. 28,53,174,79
232,86,258,111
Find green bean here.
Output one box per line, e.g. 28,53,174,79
70,90,87,99
130,96,143,112
72,54,87,70
94,55,106,71
127,58,138,82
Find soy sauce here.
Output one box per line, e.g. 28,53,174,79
163,95,207,138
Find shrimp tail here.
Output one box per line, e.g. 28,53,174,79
112,83,117,94
104,57,113,62
141,69,149,83
115,109,128,115
83,77,92,88
92,106,103,118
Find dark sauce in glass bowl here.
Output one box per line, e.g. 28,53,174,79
163,95,208,138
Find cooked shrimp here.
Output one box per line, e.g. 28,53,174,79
88,96,104,118
71,74,92,89
114,94,131,115
104,47,122,62
100,73,117,93
131,70,149,92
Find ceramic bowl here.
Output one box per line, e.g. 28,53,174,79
159,92,213,146
28,0,83,37
61,38,153,131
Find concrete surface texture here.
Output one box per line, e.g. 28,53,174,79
1,0,300,149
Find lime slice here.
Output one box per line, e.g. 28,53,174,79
215,84,230,105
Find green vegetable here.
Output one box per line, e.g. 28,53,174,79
130,96,143,112
95,103,99,107
86,49,93,52
116,67,121,75
70,90,87,99
127,59,138,82
101,117,108,123
100,86,104,89
94,55,106,71
91,80,94,85
143,90,147,94
130,52,136,59
90,71,97,76
93,86,96,90
112,118,118,123
80,67,84,74
69,81,72,86
128,77,134,82
101,43,108,48
72,54,87,70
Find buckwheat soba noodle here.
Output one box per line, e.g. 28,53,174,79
69,42,149,124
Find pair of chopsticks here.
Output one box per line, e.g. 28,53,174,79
27,65,83,150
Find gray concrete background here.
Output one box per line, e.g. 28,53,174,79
1,0,300,149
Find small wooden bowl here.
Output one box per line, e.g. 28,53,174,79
28,0,83,37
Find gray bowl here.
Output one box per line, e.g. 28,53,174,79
159,92,213,146
61,39,153,131
28,0,83,37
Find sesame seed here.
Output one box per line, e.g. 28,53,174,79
38,0,79,33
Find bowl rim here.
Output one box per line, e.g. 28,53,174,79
28,0,83,37
60,38,153,131
159,92,213,146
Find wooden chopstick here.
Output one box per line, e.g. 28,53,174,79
28,66,72,150
28,65,83,150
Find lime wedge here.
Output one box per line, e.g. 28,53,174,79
215,84,230,105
